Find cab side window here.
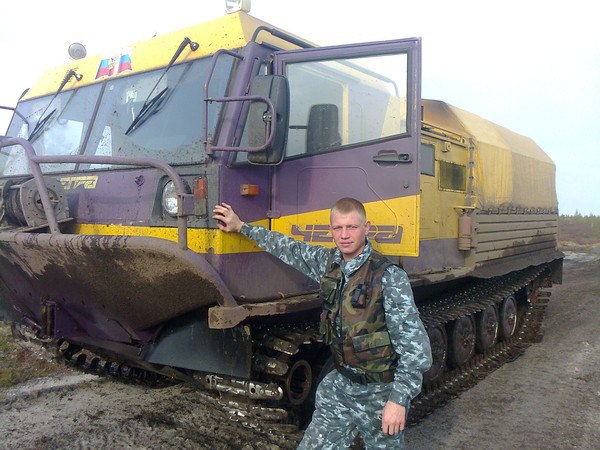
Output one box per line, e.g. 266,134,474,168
284,53,408,158
420,143,435,176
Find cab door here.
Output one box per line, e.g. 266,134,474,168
270,39,421,257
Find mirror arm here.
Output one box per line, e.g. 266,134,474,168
204,95,275,154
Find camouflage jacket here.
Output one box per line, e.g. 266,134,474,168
240,223,432,406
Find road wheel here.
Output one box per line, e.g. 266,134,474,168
499,294,518,339
297,351,333,429
447,315,476,368
423,324,447,384
475,304,499,353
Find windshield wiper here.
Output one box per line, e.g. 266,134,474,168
28,108,57,142
125,37,198,136
28,69,82,142
0,105,30,129
125,87,169,135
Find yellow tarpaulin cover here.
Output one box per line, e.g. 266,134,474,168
423,100,557,211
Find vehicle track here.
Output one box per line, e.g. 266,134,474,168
8,264,554,443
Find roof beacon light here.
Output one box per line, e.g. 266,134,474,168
225,0,251,14
68,42,87,60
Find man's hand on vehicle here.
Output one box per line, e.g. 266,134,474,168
212,202,244,233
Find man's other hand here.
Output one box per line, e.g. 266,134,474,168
381,400,406,435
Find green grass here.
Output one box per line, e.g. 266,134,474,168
0,321,69,387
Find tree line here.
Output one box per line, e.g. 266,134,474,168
559,213,600,244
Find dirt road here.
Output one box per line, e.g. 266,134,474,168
406,249,600,449
0,250,598,449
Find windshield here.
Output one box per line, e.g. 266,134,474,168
1,86,100,175
0,55,235,176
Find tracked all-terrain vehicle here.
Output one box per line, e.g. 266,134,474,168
0,8,562,426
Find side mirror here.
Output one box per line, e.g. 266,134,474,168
247,75,289,164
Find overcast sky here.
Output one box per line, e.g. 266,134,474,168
0,0,598,215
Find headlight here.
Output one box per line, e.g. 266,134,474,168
161,180,178,216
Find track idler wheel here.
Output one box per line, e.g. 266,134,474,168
475,304,499,353
447,315,475,368
423,324,448,384
283,359,312,405
499,294,518,340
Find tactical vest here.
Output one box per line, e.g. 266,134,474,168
319,250,397,383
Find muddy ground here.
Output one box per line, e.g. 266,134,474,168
0,248,599,449
407,247,600,449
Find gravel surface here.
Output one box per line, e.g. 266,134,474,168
0,249,598,449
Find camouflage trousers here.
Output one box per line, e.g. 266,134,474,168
297,370,405,449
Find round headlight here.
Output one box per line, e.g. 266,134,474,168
161,180,178,216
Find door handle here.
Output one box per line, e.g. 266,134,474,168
372,150,412,164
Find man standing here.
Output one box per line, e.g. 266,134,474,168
213,198,431,449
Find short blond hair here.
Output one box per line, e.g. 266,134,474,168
330,197,367,224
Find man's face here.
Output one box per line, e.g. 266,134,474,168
330,210,370,261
